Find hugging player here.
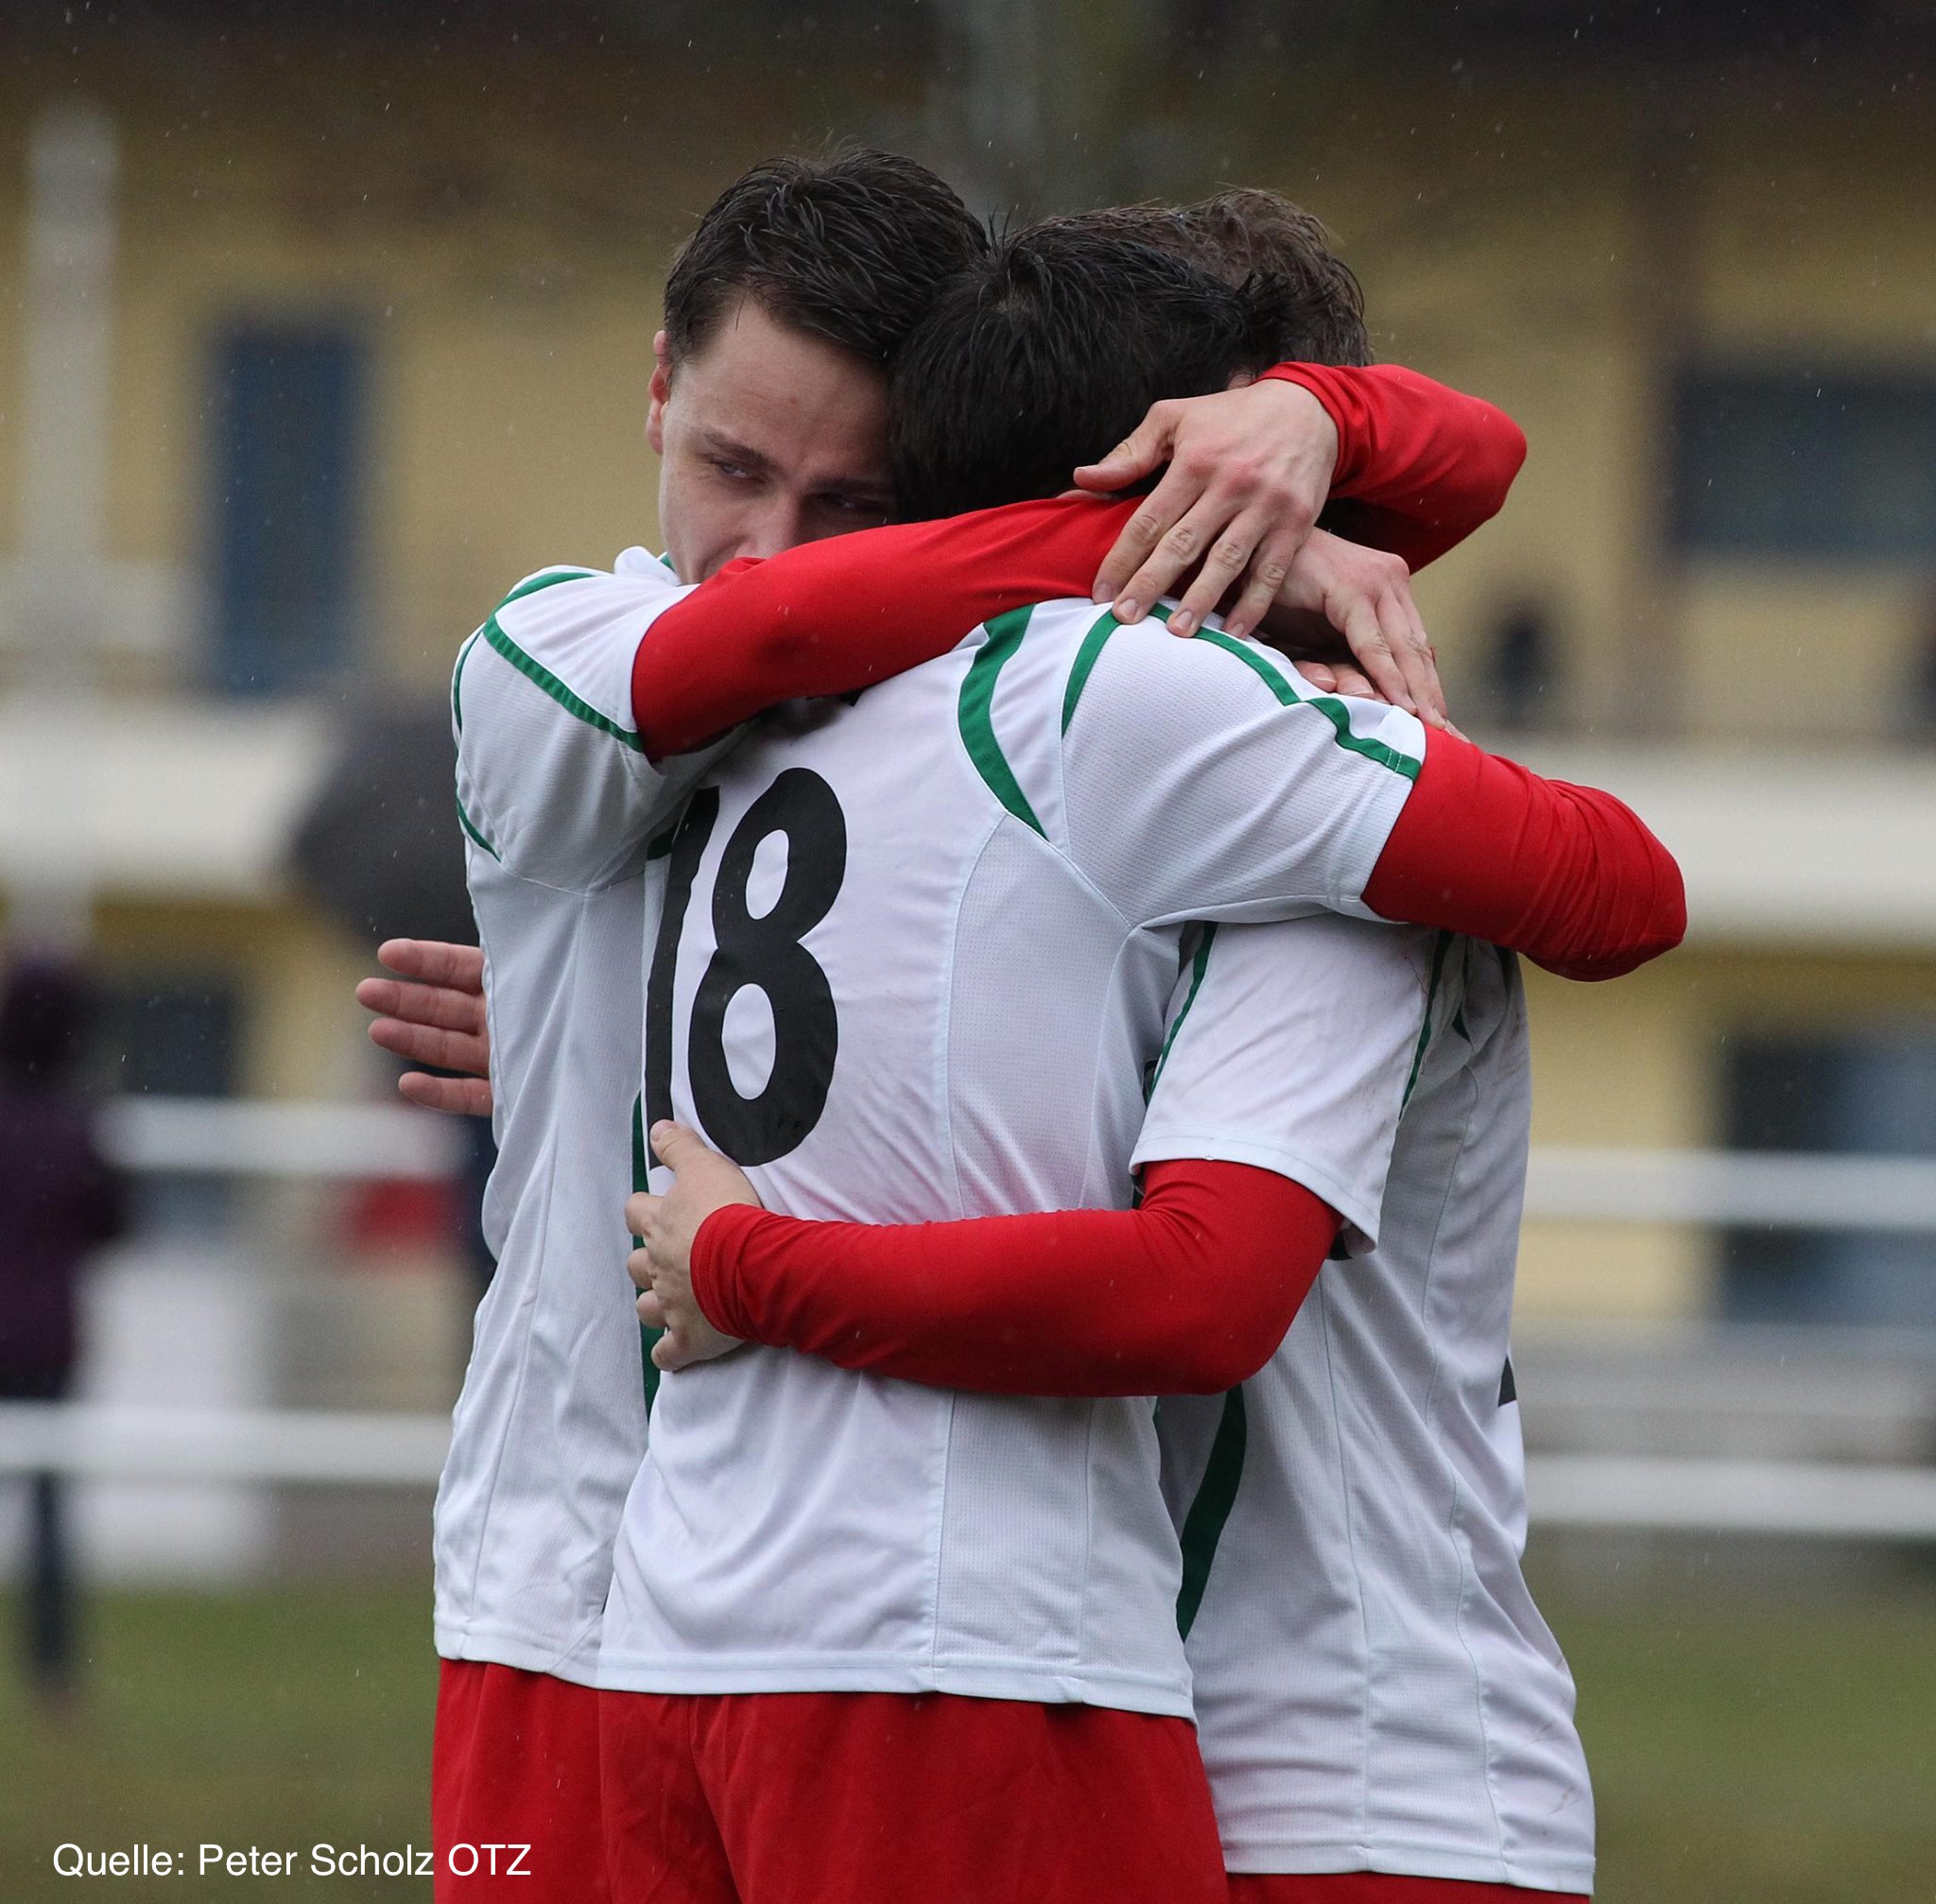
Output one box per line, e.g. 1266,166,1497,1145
372,156,1670,1900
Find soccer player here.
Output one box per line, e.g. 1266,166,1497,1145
389,155,1529,1898
636,924,1591,1902
584,228,1678,1901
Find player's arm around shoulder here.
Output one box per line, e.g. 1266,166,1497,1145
1054,610,1428,931
453,561,723,891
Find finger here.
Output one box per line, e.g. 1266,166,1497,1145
1096,459,1207,614
648,1121,714,1173
354,977,486,1033
395,1071,493,1116
625,1192,659,1238
1328,663,1380,700
1072,405,1179,498
1328,586,1411,713
652,1331,697,1374
637,1290,668,1332
1171,507,1273,638
1371,586,1422,715
628,1242,654,1291
377,939,485,993
368,1016,489,1075
1219,521,1302,643
1390,588,1448,728
1292,661,1340,692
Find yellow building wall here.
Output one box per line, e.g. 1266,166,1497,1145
1516,946,1936,1322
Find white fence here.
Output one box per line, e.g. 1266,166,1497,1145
5,1098,1933,1546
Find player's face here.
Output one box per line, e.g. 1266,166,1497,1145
648,299,894,583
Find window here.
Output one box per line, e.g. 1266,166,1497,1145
1669,366,1936,560
1722,1028,1936,1328
208,324,366,694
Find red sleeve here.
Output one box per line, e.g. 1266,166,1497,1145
631,495,1139,757
1261,362,1527,571
689,1159,1339,1397
1363,728,1686,980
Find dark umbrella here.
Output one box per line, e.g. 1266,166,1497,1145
287,700,477,949
287,698,495,1297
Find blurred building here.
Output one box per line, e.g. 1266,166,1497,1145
0,0,1931,1391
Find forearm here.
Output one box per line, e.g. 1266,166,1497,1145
690,1159,1338,1396
1263,362,1527,570
632,495,1140,756
1364,728,1686,978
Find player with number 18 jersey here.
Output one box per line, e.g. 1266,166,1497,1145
597,595,1433,1891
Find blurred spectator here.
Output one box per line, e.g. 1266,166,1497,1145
1483,597,1562,733
1909,586,1936,737
0,957,127,1706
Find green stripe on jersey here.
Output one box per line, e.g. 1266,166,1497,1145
1147,924,1219,1102
452,630,481,735
1186,628,1421,782
631,1093,662,1414
482,614,646,753
958,607,1046,837
1176,1386,1247,1639
1061,606,1125,736
455,794,500,862
496,566,597,608
1402,929,1455,1107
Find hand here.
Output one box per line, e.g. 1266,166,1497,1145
354,939,493,1116
625,1121,762,1374
1261,529,1448,727
1076,379,1338,642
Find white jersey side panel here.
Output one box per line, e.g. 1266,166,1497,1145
435,551,723,1686
600,598,1428,1714
1152,930,1595,1893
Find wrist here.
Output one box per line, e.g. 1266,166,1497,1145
1258,364,1349,487
688,1203,769,1339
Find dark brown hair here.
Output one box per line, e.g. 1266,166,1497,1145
1041,188,1371,368
663,149,989,372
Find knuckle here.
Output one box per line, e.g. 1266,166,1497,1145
1162,521,1201,560
1128,511,1166,548
1253,556,1289,590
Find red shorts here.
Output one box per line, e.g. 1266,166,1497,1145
600,1688,1227,1904
433,1658,608,1901
1228,1878,1587,1902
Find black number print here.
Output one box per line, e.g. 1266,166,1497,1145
647,770,847,1170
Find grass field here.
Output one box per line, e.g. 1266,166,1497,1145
3,1571,1933,1900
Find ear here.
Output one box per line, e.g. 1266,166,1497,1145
647,330,672,455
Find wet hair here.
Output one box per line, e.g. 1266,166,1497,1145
663,148,990,371
888,221,1289,522
1039,188,1371,368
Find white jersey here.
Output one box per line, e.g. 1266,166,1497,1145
1146,924,1594,1894
436,551,727,1687
600,598,1428,1713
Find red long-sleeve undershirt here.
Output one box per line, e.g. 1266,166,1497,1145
1363,728,1685,981
1263,363,1527,572
631,359,1679,979
632,357,1520,755
690,1159,1339,1398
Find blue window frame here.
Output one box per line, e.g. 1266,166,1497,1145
1669,365,1936,561
209,324,365,694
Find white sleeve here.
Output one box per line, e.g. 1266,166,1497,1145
1059,619,1427,928
452,565,735,891
1132,913,1437,1253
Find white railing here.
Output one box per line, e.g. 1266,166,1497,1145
98,1097,1936,1229
16,1099,1934,1545
3,1403,1934,1541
